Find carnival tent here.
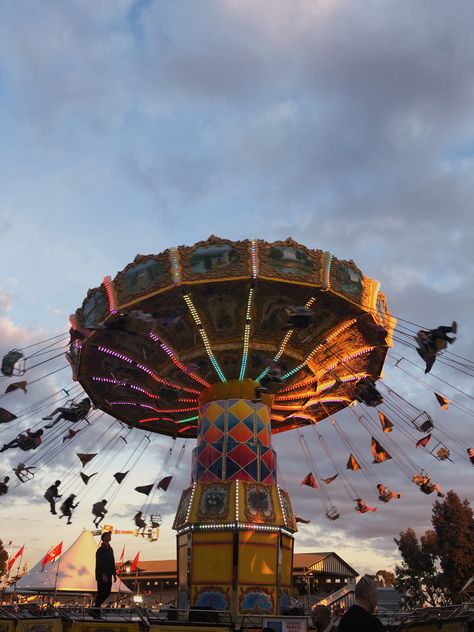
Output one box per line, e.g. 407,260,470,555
11,531,131,594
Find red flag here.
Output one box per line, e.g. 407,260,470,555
378,411,394,433
300,472,317,488
434,393,449,409
416,434,431,448
41,541,63,568
7,545,24,573
130,551,140,572
346,453,361,471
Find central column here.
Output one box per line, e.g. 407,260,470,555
173,379,297,618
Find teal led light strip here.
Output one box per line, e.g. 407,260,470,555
183,293,226,383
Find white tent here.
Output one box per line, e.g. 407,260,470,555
12,530,131,594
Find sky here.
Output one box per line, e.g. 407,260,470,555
0,0,473,579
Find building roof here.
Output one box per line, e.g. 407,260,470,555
123,552,358,579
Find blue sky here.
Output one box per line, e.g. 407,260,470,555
0,0,473,577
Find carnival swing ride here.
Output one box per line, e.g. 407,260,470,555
0,237,472,615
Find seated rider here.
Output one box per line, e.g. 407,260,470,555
43,398,91,429
436,447,450,461
44,480,62,514
468,448,474,465
415,322,457,374
134,511,147,534
377,483,401,502
0,428,43,452
92,499,108,527
412,472,444,497
60,494,78,525
355,498,377,513
0,476,10,496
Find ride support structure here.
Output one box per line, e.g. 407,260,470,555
173,379,297,617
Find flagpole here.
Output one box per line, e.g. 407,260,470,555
52,552,62,604
12,548,24,602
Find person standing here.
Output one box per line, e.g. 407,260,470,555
339,575,384,631
94,531,117,608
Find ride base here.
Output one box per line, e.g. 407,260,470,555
173,380,297,618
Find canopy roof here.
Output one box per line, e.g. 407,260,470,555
12,531,132,594
70,236,395,438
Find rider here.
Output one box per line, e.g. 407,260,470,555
60,494,79,525
415,322,457,373
43,398,91,429
0,428,43,452
92,499,108,527
44,480,62,514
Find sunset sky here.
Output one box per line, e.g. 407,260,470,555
0,0,473,578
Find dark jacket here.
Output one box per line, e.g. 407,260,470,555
95,543,116,582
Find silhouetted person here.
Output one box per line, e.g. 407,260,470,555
415,322,457,373
43,398,91,428
339,575,384,631
0,476,10,496
60,494,78,525
92,499,108,527
134,510,147,534
0,428,43,452
94,531,116,608
312,605,337,632
44,480,62,514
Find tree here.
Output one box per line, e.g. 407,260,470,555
375,569,395,587
394,491,474,606
394,528,445,607
431,490,474,602
0,540,8,576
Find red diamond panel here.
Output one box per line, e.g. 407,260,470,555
227,444,257,468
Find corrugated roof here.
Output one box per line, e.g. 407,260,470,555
125,552,357,577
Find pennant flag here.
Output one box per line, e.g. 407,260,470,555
80,472,98,485
135,484,154,496
322,474,338,485
0,408,17,424
300,472,317,488
434,393,449,409
157,476,172,491
378,411,394,433
114,471,129,484
130,551,140,572
416,433,432,448
346,453,361,471
5,381,28,395
7,545,24,573
41,541,63,568
77,453,97,467
295,516,311,524
371,437,392,463
63,429,80,443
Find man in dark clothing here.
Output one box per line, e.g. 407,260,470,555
339,575,384,631
94,531,117,608
44,480,62,514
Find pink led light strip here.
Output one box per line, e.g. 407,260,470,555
97,346,201,394
103,276,117,314
149,334,210,387
108,401,198,413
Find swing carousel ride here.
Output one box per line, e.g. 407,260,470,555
0,236,472,616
